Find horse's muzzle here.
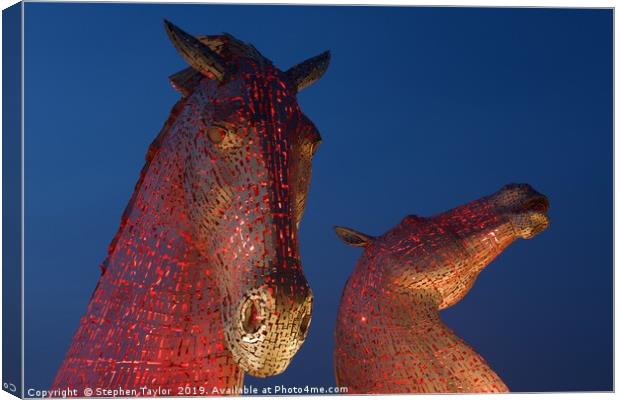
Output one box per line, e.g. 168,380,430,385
225,284,313,377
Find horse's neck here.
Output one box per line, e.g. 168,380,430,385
336,283,508,393
105,104,212,274
389,292,508,392
52,114,245,390
99,123,224,333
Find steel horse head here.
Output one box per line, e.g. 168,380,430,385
52,21,330,392
162,20,328,377
333,184,549,393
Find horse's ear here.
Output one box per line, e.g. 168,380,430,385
164,20,229,82
285,51,330,92
168,35,245,96
169,67,203,96
334,226,374,247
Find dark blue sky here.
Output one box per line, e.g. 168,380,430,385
23,4,612,393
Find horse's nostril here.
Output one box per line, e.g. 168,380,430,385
518,196,549,214
242,298,263,335
297,299,312,340
531,196,549,213
299,312,311,337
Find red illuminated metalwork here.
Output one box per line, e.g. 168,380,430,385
334,184,549,394
51,21,329,394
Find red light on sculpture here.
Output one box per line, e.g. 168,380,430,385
51,21,329,394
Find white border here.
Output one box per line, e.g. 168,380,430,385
9,0,620,6
0,1,615,400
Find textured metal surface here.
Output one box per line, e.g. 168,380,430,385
334,184,549,394
51,21,329,393
285,51,331,92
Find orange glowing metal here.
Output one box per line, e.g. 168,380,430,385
334,184,549,394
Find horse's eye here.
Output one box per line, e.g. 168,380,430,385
310,139,321,156
307,130,322,156
207,126,227,144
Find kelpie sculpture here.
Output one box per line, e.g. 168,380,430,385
52,21,329,393
334,184,549,393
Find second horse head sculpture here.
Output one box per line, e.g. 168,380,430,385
334,184,549,393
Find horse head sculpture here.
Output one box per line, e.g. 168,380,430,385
333,184,549,393
52,21,329,392
162,21,327,377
